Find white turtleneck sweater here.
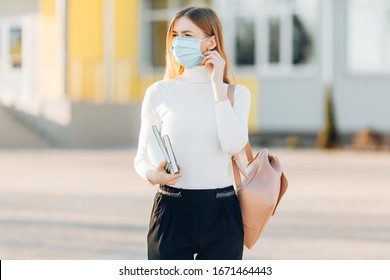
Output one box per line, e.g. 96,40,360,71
133,66,251,189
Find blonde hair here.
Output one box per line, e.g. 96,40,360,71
164,7,231,84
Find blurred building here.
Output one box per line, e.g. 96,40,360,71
0,0,389,148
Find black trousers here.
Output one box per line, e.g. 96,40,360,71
147,184,244,260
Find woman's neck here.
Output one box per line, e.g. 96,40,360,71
179,65,211,83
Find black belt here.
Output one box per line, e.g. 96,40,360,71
158,184,236,202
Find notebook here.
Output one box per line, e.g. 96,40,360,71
152,125,180,174
162,134,180,174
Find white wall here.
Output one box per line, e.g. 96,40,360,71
0,0,69,126
258,0,390,135
333,0,390,133
334,78,390,132
260,77,323,133
0,0,39,106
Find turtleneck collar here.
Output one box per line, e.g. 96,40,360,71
178,65,211,83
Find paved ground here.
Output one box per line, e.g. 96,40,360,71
0,147,389,260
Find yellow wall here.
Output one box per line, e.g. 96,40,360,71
235,77,258,133
66,0,141,102
40,0,55,18
115,0,136,58
67,0,103,101
114,0,140,102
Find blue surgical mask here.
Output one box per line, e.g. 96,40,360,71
170,37,205,69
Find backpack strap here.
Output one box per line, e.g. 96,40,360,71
228,84,288,216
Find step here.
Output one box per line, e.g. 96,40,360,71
0,105,51,148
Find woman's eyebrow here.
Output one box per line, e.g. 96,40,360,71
172,30,193,34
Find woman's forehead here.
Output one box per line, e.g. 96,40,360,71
173,17,202,33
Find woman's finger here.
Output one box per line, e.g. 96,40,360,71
167,172,181,179
167,179,178,185
212,51,223,61
158,159,167,170
205,59,218,66
168,174,181,180
204,54,221,63
203,50,219,56
204,50,224,61
205,60,213,69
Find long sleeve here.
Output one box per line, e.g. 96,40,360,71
215,84,251,156
133,83,160,185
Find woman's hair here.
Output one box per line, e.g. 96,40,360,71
164,7,231,84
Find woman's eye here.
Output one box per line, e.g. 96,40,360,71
185,34,192,37
172,34,177,37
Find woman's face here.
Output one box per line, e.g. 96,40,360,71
172,16,215,54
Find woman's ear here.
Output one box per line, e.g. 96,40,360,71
207,36,217,50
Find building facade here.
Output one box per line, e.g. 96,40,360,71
0,0,389,147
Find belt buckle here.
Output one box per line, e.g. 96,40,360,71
158,187,182,198
216,189,236,198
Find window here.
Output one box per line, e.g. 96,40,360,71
10,26,22,69
235,17,255,65
347,0,390,73
142,0,318,73
0,25,2,60
228,0,318,72
386,9,390,68
151,20,168,67
292,14,313,64
269,16,281,64
292,0,316,65
151,0,168,9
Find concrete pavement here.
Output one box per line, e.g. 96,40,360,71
0,147,389,259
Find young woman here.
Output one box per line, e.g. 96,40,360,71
133,6,251,260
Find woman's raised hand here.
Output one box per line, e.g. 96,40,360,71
201,50,228,102
202,50,225,84
146,159,182,186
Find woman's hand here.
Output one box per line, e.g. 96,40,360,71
202,50,228,103
146,159,182,186
202,50,225,84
